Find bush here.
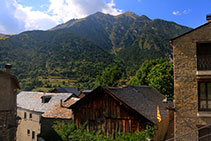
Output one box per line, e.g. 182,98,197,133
53,121,154,141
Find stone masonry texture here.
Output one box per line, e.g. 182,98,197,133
172,23,211,140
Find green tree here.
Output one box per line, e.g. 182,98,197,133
129,58,173,100
129,58,167,85
94,65,121,88
147,61,173,100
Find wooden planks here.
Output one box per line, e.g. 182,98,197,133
73,90,144,135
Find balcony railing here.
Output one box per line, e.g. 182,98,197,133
197,55,211,70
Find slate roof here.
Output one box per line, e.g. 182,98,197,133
170,22,211,41
105,85,169,124
71,85,169,124
51,87,80,96
17,91,72,113
82,90,92,94
42,97,79,119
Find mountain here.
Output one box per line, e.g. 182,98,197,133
0,12,191,90
0,30,116,90
0,33,12,39
51,11,191,74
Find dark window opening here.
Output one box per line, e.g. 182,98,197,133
41,96,52,103
32,131,35,139
24,112,27,119
198,82,211,111
27,129,30,135
29,113,32,118
197,43,211,70
199,126,211,141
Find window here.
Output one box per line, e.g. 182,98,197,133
199,127,211,141
32,131,35,139
29,113,32,119
197,43,211,70
41,96,51,103
27,129,30,135
24,112,27,119
199,82,211,111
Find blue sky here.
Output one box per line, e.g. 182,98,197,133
0,0,210,34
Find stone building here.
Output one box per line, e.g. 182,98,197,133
0,64,20,141
171,15,211,140
16,92,77,141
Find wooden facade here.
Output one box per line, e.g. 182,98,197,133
71,87,153,135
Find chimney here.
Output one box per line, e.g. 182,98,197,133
5,63,12,73
206,14,211,23
60,99,63,107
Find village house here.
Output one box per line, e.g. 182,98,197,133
170,15,211,140
70,85,168,135
0,64,20,141
16,91,78,141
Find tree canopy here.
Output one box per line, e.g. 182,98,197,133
94,65,121,88
129,58,173,100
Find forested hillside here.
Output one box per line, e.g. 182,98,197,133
0,12,191,91
52,11,191,75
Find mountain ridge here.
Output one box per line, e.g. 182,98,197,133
0,11,192,90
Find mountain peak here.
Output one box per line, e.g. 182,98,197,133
139,15,151,21
89,12,108,18
123,11,139,17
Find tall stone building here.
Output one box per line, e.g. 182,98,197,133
0,64,20,141
171,15,211,140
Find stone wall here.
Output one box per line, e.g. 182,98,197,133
173,23,211,140
0,73,18,141
0,111,17,141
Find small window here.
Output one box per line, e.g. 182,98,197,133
199,126,211,141
27,129,30,135
24,112,27,119
29,113,32,119
32,131,35,139
197,43,211,70
41,96,51,103
199,82,211,111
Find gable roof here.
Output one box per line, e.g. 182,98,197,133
71,85,169,124
17,91,72,113
51,87,80,96
170,22,211,42
42,97,79,119
0,70,20,89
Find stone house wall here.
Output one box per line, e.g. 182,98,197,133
16,108,41,141
172,23,211,140
0,72,18,141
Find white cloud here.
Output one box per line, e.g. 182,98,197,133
172,11,180,15
0,0,122,34
172,9,191,16
0,0,57,34
48,0,122,23
14,2,57,31
102,0,122,15
0,0,25,34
